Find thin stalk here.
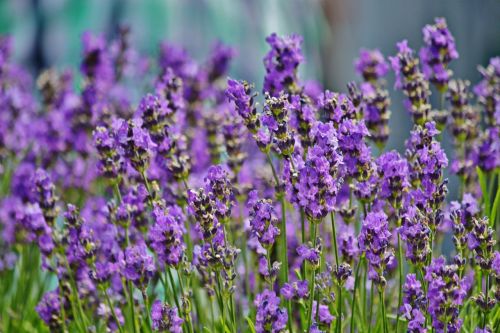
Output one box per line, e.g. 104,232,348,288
102,286,125,333
266,153,280,187
210,298,215,332
306,223,318,332
396,233,404,333
141,289,153,332
330,213,340,265
62,257,90,330
483,274,490,328
214,271,226,331
337,288,342,333
279,194,293,333
379,289,388,333
350,258,363,333
59,285,69,333
368,283,374,333
166,269,182,320
127,281,139,333
177,270,194,333
330,212,342,333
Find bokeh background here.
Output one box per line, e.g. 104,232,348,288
1,0,499,198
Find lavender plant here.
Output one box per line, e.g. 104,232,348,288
0,18,499,333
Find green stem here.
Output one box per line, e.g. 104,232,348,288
141,289,153,332
350,258,363,333
330,212,342,333
306,223,318,332
379,289,388,333
127,281,139,333
483,273,490,328
102,286,125,333
167,269,182,319
396,233,404,333
337,287,342,333
368,283,374,333
177,270,194,333
279,194,293,333
330,213,340,266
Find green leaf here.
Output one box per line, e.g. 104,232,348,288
245,316,257,333
491,178,500,226
477,167,490,217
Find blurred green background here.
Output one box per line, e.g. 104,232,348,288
1,0,499,198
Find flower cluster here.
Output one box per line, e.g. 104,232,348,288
355,49,392,147
420,17,459,89
358,211,394,286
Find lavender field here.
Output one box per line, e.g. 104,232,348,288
0,13,499,333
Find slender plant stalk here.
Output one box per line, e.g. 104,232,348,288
177,270,195,333
483,273,490,328
379,289,388,333
350,258,363,333
330,212,342,333
266,152,293,333
102,286,125,333
368,282,374,333
396,233,404,333
306,222,318,332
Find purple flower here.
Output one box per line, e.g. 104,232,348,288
187,187,220,241
33,168,58,227
80,31,114,83
419,18,458,89
337,118,371,180
492,251,500,277
400,206,431,265
360,81,391,148
467,217,495,270
297,241,321,267
280,280,309,300
263,33,303,96
311,301,334,327
20,203,54,257
254,289,288,333
358,211,394,286
206,41,236,82
155,68,184,118
288,121,343,220
97,303,125,333
222,112,247,174
116,118,157,173
64,204,96,265
36,290,63,330
376,151,410,210
474,57,500,127
263,93,296,157
287,94,316,149
122,243,155,288
225,79,260,132
390,40,431,124
337,221,359,264
355,49,389,81
477,127,500,172
151,300,183,333
93,126,123,179
425,257,467,333
247,190,280,247
138,93,170,144
401,274,427,333
320,91,358,125
203,165,235,223
148,204,186,267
